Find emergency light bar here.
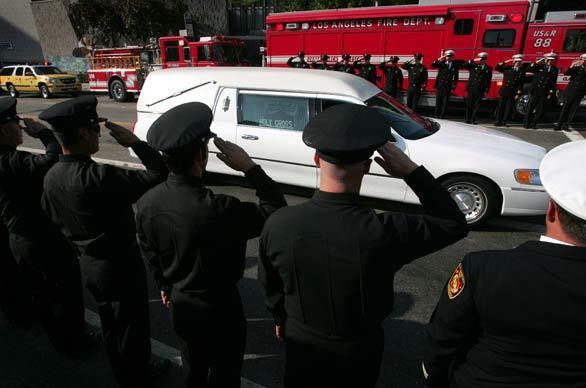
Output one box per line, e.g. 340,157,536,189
486,15,507,22
286,23,300,30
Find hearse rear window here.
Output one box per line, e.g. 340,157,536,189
563,29,586,52
238,94,309,131
483,29,515,48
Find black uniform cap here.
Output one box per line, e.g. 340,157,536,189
146,102,215,152
303,104,391,164
390,56,399,63
414,53,424,60
39,96,106,132
0,97,19,124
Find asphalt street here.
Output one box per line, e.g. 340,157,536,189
2,94,585,388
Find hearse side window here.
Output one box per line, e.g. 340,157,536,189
238,94,309,131
563,29,586,52
483,29,516,48
165,41,180,62
15,67,23,76
454,19,474,35
0,68,13,76
183,47,191,62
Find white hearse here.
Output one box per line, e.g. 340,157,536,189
134,67,548,226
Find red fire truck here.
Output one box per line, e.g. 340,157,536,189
265,0,586,111
88,36,247,102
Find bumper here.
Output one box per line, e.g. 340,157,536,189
48,84,82,93
501,187,549,216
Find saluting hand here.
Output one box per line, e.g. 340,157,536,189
375,142,419,179
22,118,48,138
214,137,257,173
105,121,139,147
160,290,170,309
275,324,284,341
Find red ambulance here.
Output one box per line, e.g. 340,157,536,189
265,0,586,110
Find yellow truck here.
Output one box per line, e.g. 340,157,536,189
0,65,81,99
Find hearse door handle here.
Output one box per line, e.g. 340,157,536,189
241,134,258,140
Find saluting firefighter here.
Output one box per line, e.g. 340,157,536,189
523,52,559,129
311,54,330,70
423,140,586,388
494,54,528,127
554,53,586,131
353,53,377,84
431,50,459,119
287,51,310,69
0,97,94,356
463,52,492,124
379,56,404,98
402,53,428,112
136,103,287,388
333,53,355,74
259,104,467,388
39,97,170,387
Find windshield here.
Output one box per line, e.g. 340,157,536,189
365,93,439,140
213,44,240,64
33,66,65,75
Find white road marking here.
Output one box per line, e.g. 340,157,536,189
487,218,545,233
563,129,584,142
84,309,268,388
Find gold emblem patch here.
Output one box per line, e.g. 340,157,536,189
447,263,465,300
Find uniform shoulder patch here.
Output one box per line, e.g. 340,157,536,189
447,263,466,300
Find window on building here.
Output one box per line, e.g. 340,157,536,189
483,29,516,48
454,19,474,35
0,67,14,76
238,94,309,131
15,67,23,76
563,29,586,52
197,46,211,61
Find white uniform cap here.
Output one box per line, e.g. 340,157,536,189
445,50,455,56
540,140,586,220
580,53,586,60
512,54,523,61
544,52,558,60
477,52,488,59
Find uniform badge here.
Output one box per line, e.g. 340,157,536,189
447,263,465,300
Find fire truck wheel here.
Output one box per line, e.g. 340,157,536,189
39,85,51,99
7,84,18,98
110,79,131,102
441,174,500,228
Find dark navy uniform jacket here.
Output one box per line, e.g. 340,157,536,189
379,64,404,95
564,65,586,100
432,61,459,91
424,241,586,388
136,166,286,299
41,141,167,292
528,63,558,97
495,63,528,97
0,130,73,272
403,62,429,89
259,166,467,351
463,61,492,95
